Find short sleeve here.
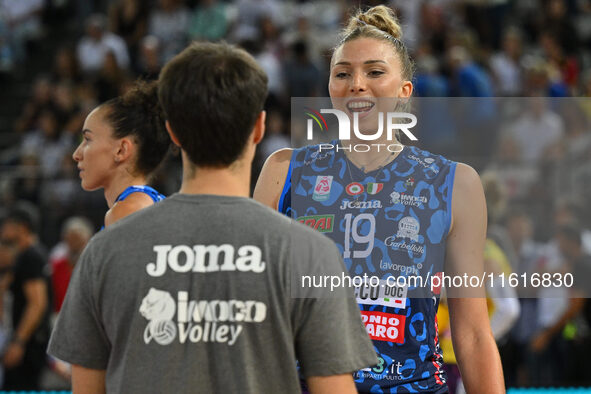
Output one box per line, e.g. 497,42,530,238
18,248,46,281
290,238,377,378
47,243,111,369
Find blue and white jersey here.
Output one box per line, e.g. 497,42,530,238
101,185,165,230
115,185,165,204
281,142,456,393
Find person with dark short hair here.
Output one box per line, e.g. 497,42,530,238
48,42,377,393
0,202,50,390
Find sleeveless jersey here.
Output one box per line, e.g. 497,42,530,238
281,143,456,393
115,185,165,204
101,186,165,230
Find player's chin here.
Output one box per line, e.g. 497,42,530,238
80,178,100,192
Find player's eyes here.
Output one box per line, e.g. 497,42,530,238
368,70,385,77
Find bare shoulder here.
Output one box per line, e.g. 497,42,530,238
104,192,155,227
450,162,486,232
453,162,482,192
253,148,293,210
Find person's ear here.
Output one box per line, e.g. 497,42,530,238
114,138,134,164
399,80,413,98
166,121,181,147
252,111,266,145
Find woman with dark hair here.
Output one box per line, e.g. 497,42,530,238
73,80,169,227
255,5,504,393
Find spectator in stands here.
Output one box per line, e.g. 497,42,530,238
539,0,579,56
50,217,93,312
51,46,82,86
53,83,81,133
20,110,74,179
41,152,84,247
283,40,321,98
414,53,448,97
581,70,591,97
12,153,43,207
553,224,591,386
95,51,130,102
188,0,228,42
230,0,280,42
447,45,493,97
0,240,16,388
503,210,546,386
77,14,130,74
281,15,334,68
530,224,591,386
147,0,189,63
74,81,100,114
136,35,161,80
108,0,148,68
489,27,524,96
0,202,50,390
259,110,289,161
503,97,564,163
412,53,458,153
0,0,44,64
13,76,54,134
259,14,284,58
540,31,578,91
554,199,591,254
522,57,569,97
419,2,451,57
242,39,284,108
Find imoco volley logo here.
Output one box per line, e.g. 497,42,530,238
139,287,267,346
139,243,270,347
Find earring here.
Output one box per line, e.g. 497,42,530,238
114,157,120,163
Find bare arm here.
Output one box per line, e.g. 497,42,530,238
15,278,47,343
4,277,48,368
306,373,358,394
72,364,106,394
253,148,292,210
446,163,505,394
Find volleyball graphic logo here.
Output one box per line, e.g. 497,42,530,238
390,191,401,204
139,288,177,345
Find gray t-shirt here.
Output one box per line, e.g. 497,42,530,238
48,194,376,393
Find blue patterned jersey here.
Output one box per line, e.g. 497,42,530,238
280,143,456,393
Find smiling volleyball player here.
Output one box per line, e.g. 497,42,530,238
255,6,504,393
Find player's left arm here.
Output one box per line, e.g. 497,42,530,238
3,278,47,368
72,364,106,394
446,163,505,394
104,192,154,227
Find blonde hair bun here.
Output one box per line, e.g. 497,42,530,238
344,5,403,41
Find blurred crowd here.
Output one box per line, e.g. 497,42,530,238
0,0,591,390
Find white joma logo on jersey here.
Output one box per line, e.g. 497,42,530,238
339,199,383,210
146,244,266,277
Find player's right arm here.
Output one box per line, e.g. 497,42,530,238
306,374,357,394
72,365,106,394
253,148,292,210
